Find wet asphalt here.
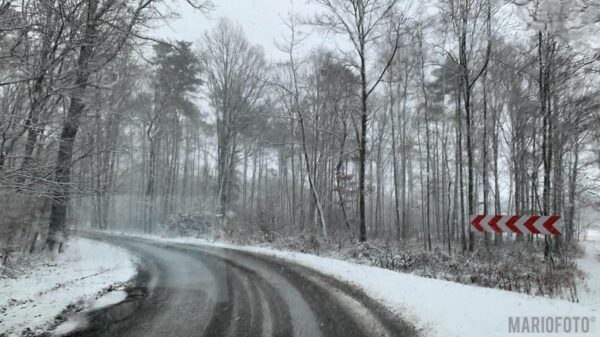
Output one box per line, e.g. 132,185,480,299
66,234,417,337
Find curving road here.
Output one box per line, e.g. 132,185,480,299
68,234,417,337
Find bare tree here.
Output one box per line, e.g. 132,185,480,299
45,0,211,250
201,18,267,225
311,0,403,242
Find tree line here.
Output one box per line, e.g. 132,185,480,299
1,0,599,255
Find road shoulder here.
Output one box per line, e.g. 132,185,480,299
0,238,137,337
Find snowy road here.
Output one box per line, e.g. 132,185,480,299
68,234,417,337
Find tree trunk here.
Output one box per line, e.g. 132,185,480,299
46,0,99,250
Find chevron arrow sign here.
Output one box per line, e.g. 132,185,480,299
469,215,562,236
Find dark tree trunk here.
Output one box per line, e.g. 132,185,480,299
46,0,99,250
358,43,368,242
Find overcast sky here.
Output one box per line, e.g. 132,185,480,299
152,0,599,63
154,0,325,60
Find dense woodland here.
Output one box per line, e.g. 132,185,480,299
1,0,600,263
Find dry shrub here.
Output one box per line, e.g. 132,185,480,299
160,213,215,238
0,192,50,273
347,240,583,302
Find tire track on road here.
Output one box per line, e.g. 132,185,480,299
67,234,417,337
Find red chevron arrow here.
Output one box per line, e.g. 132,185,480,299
471,215,485,232
505,215,521,234
488,215,503,233
523,215,541,234
543,216,561,235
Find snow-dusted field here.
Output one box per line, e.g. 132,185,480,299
0,238,136,336
120,232,600,337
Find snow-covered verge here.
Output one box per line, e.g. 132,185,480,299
0,238,137,337
118,231,600,337
577,229,600,310
260,244,599,337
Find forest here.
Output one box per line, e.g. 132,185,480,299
1,0,600,292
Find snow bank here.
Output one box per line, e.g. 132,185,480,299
0,238,136,336
269,248,598,337
214,244,597,337
585,228,600,242
122,232,599,337
578,238,600,309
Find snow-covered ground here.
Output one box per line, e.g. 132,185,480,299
276,243,598,337
118,231,600,337
17,230,593,337
0,238,136,336
578,229,600,310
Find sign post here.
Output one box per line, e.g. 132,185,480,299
469,215,562,236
